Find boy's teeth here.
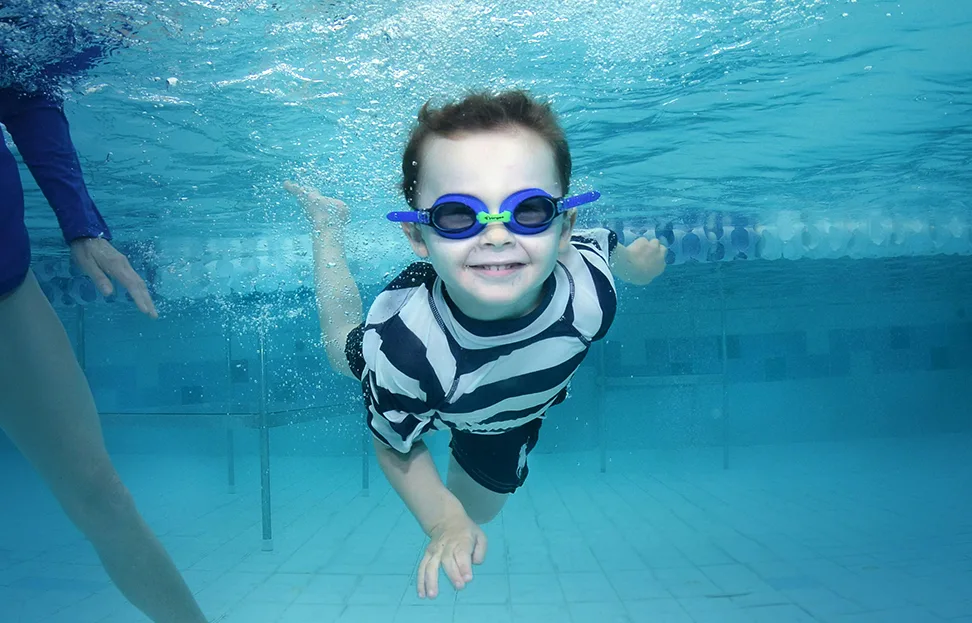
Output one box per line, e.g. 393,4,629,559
479,264,516,271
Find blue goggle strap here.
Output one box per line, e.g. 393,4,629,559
561,190,601,211
386,210,430,224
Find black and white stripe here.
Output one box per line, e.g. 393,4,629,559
350,228,618,453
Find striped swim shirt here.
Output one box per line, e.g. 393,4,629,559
346,228,619,453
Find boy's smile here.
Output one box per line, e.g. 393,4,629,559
402,127,576,322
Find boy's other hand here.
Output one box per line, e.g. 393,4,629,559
417,512,487,599
618,237,667,285
283,181,349,230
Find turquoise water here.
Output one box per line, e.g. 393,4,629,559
6,0,970,302
2,1,972,622
9,0,972,255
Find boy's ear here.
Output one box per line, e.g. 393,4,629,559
402,223,430,258
558,209,578,252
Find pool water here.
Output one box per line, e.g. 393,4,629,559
1,1,971,622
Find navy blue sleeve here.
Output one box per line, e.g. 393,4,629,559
0,89,112,243
345,322,366,380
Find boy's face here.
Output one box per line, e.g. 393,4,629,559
403,127,576,322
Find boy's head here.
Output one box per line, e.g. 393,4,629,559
398,90,578,322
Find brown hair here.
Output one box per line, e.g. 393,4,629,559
400,90,571,208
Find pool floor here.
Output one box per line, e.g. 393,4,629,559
1,434,970,622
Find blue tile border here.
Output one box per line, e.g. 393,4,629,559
602,321,971,380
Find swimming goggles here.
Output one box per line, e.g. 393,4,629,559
386,188,601,240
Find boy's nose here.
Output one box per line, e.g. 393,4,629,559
480,222,515,246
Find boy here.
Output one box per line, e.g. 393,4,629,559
286,90,666,599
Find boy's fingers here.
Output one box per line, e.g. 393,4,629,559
417,554,429,598
471,532,488,565
424,554,441,598
453,547,472,588
446,546,470,587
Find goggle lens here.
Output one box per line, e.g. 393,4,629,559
513,196,555,227
430,196,556,234
430,202,477,232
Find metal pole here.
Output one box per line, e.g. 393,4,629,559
76,305,86,370
225,322,236,495
258,326,273,551
719,263,730,470
597,342,608,473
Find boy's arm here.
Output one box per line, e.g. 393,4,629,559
375,433,485,598
611,237,667,285
373,438,468,535
285,181,362,379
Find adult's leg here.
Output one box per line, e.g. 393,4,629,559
0,271,207,623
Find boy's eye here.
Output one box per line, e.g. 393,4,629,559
434,202,476,230
514,197,552,225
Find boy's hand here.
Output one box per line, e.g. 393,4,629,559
418,512,487,599
283,181,349,231
616,237,667,285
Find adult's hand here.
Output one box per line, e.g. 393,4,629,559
70,237,158,319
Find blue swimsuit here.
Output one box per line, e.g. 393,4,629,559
0,88,112,296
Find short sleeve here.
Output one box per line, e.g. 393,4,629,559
359,327,438,453
345,323,366,380
563,227,618,342
355,263,442,454
362,359,436,454
570,227,618,264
